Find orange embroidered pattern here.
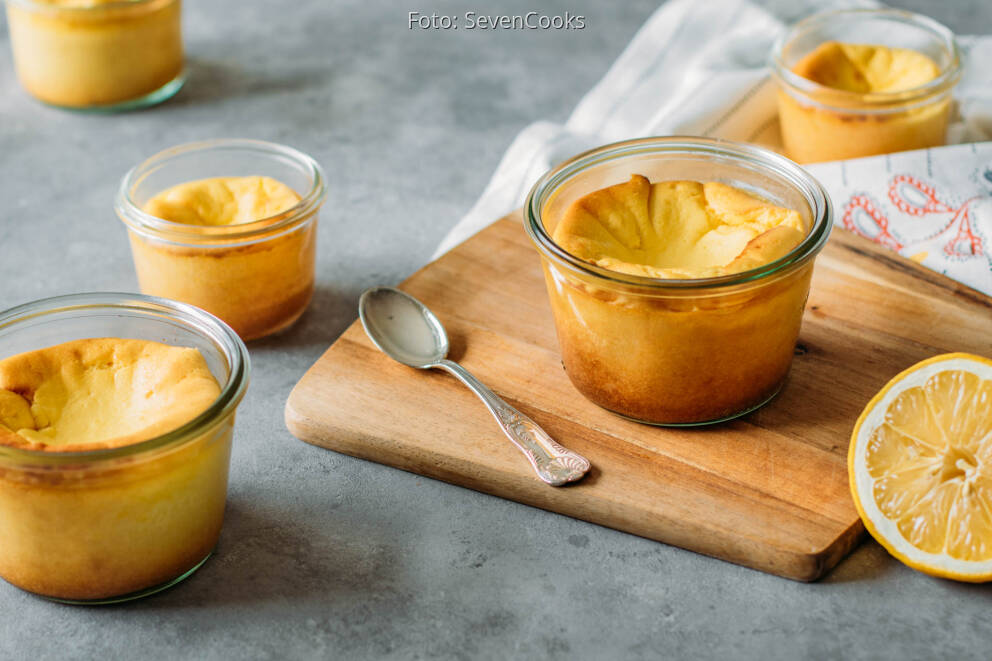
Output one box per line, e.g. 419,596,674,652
841,194,903,251
843,175,985,259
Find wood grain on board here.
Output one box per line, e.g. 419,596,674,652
285,212,992,581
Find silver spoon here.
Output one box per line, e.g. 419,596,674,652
358,286,590,486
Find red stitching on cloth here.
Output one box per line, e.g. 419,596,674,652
888,174,951,215
944,205,984,258
842,194,904,251
886,175,984,258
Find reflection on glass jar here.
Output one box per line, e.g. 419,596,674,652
5,0,185,111
116,140,328,341
525,137,832,426
771,9,961,164
0,293,249,603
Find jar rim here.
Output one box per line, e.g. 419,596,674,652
769,9,962,112
0,293,250,465
524,136,833,290
115,139,327,245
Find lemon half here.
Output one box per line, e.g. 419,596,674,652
849,353,992,582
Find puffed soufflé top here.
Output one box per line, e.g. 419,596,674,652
0,338,220,452
792,41,940,94
142,176,301,226
551,175,806,279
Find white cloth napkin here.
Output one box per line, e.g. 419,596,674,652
432,0,992,296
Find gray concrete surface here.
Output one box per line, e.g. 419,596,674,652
1,1,990,659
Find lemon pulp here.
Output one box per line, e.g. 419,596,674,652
852,354,992,580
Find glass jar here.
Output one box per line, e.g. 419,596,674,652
0,293,249,603
525,137,832,426
771,9,961,164
116,139,327,341
5,0,185,111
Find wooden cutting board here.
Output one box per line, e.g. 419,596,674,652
285,212,992,581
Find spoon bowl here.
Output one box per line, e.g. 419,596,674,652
359,287,449,368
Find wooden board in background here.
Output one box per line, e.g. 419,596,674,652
285,213,992,581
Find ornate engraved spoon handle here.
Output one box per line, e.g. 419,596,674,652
435,359,590,486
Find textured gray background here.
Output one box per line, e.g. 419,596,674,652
1,1,991,659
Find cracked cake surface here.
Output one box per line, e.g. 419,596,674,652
551,175,806,279
0,338,220,452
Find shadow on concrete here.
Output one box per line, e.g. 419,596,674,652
822,538,992,592
117,499,403,609
248,284,356,354
820,539,898,584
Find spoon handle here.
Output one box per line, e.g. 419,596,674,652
435,359,590,486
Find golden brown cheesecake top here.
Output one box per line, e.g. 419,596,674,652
0,338,221,452
551,175,806,279
792,42,940,94
143,176,301,227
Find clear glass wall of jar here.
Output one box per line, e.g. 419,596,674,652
0,293,249,603
525,137,832,426
116,139,328,341
5,0,185,111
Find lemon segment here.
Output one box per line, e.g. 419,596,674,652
849,353,992,581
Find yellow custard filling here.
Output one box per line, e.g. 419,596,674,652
793,41,940,94
5,0,183,108
552,175,805,279
776,40,950,163
143,176,301,226
0,338,220,452
128,174,316,341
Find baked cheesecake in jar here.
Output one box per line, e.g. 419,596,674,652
524,137,832,426
116,140,327,341
0,293,249,603
771,9,961,163
5,0,184,110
